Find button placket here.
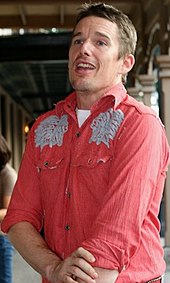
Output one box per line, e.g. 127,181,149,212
64,189,72,233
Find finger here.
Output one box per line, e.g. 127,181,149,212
73,247,96,263
64,274,78,283
72,258,98,280
72,266,96,283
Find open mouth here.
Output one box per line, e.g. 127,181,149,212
76,62,95,70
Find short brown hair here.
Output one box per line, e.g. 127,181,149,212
75,2,137,58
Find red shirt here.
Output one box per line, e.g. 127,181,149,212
2,83,170,282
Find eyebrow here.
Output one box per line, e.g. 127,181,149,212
95,31,111,41
72,32,81,39
72,31,111,41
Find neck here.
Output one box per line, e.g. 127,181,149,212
76,90,105,110
75,82,122,109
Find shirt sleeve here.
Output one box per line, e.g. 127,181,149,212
81,111,170,272
1,124,43,233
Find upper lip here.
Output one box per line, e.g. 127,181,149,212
75,59,96,69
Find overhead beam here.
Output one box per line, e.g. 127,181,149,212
0,15,76,29
0,0,140,4
0,1,141,29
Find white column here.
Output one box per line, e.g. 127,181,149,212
137,74,156,107
156,55,170,246
127,87,143,103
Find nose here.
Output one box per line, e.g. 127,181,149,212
79,40,92,56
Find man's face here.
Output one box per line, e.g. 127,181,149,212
68,16,125,94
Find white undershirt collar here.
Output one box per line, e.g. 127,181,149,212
76,108,91,127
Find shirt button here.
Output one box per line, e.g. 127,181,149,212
67,192,72,198
65,224,70,231
76,132,81,137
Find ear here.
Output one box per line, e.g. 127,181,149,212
119,54,135,75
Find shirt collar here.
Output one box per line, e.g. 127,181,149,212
102,82,127,110
56,82,127,113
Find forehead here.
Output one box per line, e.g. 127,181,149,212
74,16,119,39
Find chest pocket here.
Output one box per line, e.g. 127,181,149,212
37,157,64,171
36,145,65,172
71,155,112,169
71,154,112,168
36,154,66,208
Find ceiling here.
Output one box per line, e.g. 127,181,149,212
0,32,72,117
0,0,143,118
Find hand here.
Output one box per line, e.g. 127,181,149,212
76,267,119,283
48,247,98,283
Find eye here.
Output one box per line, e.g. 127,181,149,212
97,40,107,46
72,39,83,45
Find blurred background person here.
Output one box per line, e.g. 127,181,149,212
0,135,17,283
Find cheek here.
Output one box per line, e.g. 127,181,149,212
68,48,73,62
68,54,74,71
102,62,114,73
69,45,77,58
68,50,76,68
106,59,119,71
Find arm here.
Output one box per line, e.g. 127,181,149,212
0,208,7,222
0,195,11,222
77,268,118,283
0,166,17,223
8,221,98,283
0,196,12,235
94,268,118,283
82,112,169,275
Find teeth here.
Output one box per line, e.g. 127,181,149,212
77,63,94,69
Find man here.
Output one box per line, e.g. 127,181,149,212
2,3,170,283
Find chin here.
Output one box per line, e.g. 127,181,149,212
72,80,92,92
75,86,90,92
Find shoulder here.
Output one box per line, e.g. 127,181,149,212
124,94,156,115
1,163,17,176
33,94,72,128
34,108,58,127
32,91,75,129
121,94,164,128
0,164,17,184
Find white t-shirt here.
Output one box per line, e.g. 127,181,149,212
76,108,91,127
